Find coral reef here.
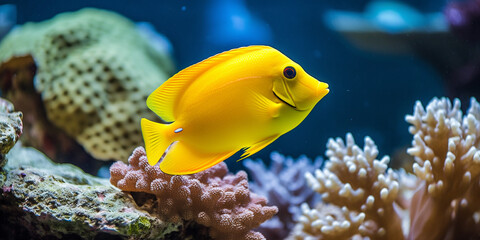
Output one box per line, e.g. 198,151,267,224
243,152,322,239
110,147,278,240
0,97,22,165
288,134,404,240
0,143,187,239
288,97,480,240
0,54,99,173
0,8,174,162
0,99,208,239
406,97,480,239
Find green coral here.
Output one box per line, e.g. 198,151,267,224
0,8,174,161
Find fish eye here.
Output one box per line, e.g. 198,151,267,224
283,66,296,79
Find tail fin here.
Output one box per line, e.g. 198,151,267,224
141,118,171,166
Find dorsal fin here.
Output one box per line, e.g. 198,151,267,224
146,45,273,122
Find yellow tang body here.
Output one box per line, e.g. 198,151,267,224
141,45,329,175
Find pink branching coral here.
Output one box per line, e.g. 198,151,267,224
110,147,278,240
406,97,480,240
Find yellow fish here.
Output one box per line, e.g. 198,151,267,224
141,46,329,175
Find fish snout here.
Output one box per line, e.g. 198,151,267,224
316,81,329,100
291,79,329,111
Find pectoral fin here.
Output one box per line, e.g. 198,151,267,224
250,91,282,118
160,142,237,175
237,135,280,161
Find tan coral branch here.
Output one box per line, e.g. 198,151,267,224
405,97,480,240
291,133,403,240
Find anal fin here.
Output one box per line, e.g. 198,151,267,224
160,142,237,175
237,135,280,161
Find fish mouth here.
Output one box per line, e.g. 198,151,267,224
316,82,330,99
273,91,297,110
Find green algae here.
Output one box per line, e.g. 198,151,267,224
127,216,151,235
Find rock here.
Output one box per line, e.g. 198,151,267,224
0,144,185,239
0,97,22,168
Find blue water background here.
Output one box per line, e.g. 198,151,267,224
4,0,446,169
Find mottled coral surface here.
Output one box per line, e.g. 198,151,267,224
0,8,173,162
110,147,278,240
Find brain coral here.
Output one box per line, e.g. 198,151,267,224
0,8,174,161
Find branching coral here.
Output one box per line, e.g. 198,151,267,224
289,97,480,240
406,97,480,239
243,152,322,239
289,134,404,240
110,147,278,240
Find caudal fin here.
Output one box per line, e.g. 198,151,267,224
141,118,171,166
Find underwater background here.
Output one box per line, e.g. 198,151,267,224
4,0,447,166
2,0,480,239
